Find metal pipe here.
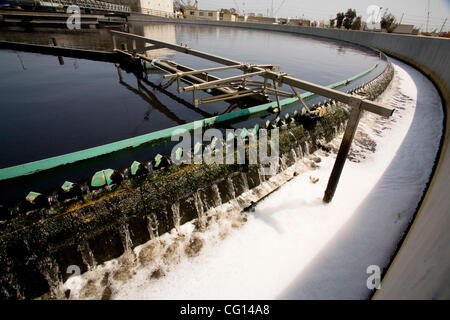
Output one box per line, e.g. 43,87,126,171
289,85,311,112
183,70,267,91
163,64,243,78
111,30,241,66
133,44,162,54
201,91,259,104
271,74,394,117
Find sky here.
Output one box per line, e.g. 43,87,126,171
198,0,450,32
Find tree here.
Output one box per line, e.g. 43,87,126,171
351,16,362,30
336,12,344,28
220,8,237,14
329,18,335,28
174,0,183,12
174,0,198,13
381,13,397,33
343,8,356,29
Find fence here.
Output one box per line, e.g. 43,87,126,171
140,7,175,18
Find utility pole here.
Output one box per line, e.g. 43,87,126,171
426,0,430,33
439,18,447,34
233,0,240,15
399,13,404,24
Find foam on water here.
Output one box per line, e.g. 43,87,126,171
63,59,443,299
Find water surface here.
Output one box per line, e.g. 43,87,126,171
0,22,386,203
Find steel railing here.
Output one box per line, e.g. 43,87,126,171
140,7,175,18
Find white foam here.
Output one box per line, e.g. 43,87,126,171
64,59,443,299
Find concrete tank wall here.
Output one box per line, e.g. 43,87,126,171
128,15,450,299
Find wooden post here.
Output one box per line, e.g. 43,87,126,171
323,97,362,203
132,39,136,57
193,85,199,107
272,79,282,112
177,76,182,93
51,37,64,65
242,69,247,88
290,85,311,113
263,77,268,96
112,35,117,50
57,56,64,65
116,66,123,82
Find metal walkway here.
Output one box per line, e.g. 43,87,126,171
52,0,130,13
111,30,394,202
1,0,130,14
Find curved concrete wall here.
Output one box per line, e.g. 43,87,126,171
129,15,450,299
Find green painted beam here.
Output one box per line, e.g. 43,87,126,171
0,62,380,181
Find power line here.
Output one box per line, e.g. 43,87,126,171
274,0,287,16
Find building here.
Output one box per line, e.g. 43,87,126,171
287,18,311,27
244,16,277,24
221,12,239,22
393,24,415,34
106,0,174,16
185,9,220,21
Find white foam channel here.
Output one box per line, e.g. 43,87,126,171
64,59,443,299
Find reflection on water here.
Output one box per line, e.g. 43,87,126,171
0,22,387,203
0,22,385,83
130,23,177,59
0,28,117,51
0,50,233,169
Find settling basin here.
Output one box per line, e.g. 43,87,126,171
0,23,386,205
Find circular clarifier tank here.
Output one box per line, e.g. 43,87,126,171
0,23,386,204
